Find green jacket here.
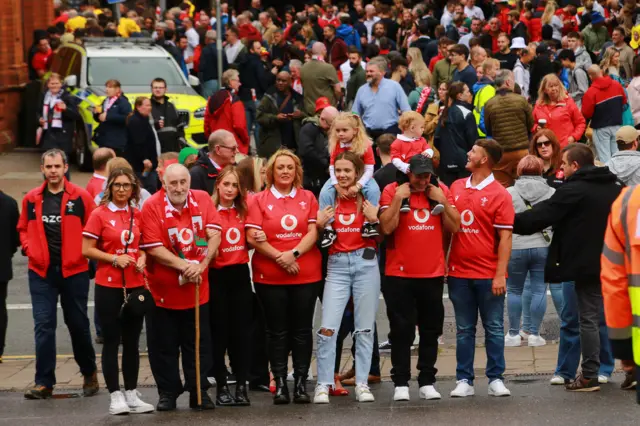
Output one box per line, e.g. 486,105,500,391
582,25,610,54
432,58,455,89
256,88,305,158
346,66,366,109
484,89,534,152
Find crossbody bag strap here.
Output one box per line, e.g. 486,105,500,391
278,92,292,112
522,197,552,243
121,207,135,300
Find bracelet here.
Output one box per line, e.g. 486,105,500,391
112,255,118,267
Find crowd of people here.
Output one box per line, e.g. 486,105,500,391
3,0,640,417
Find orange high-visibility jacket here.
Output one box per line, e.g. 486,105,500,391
601,186,640,365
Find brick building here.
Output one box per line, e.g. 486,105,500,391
0,0,54,152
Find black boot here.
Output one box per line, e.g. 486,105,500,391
293,376,310,404
235,384,251,406
156,393,177,411
216,384,236,406
273,377,290,405
190,391,215,410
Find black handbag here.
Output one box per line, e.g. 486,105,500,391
119,207,153,318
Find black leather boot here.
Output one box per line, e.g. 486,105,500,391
216,385,236,406
273,377,290,405
156,393,177,411
235,384,251,406
293,376,310,404
189,391,215,410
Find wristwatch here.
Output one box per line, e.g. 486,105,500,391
292,249,301,259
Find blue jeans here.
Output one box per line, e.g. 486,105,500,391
507,247,548,336
519,278,563,334
28,267,96,388
592,125,620,163
319,179,381,224
245,99,259,154
448,277,505,385
316,249,381,386
554,281,615,379
201,79,219,100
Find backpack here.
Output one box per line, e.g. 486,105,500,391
573,64,591,86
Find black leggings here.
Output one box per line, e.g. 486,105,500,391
208,264,253,386
0,281,7,357
255,282,320,379
95,285,144,393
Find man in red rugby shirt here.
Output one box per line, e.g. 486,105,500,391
447,139,515,399
141,164,222,411
85,148,116,200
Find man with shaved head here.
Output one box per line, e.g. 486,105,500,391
141,163,222,411
300,42,342,116
256,71,305,158
582,64,628,163
298,106,339,197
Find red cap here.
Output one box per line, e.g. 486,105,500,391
315,97,331,113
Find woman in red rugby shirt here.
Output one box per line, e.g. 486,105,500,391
82,168,154,416
208,166,257,406
313,152,381,405
245,148,322,405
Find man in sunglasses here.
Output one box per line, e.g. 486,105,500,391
606,126,640,186
190,129,239,195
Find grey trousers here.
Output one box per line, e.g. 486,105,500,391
574,278,605,379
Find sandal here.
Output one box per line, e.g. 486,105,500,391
330,375,349,396
269,374,276,394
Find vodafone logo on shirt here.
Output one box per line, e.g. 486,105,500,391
222,227,245,253
169,227,195,245
336,213,360,233
460,209,479,233
120,229,135,246
276,214,303,239
407,208,435,231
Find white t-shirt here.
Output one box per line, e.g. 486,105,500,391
464,6,485,20
225,41,243,64
185,27,199,70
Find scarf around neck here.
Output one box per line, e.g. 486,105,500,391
163,190,209,266
42,91,63,130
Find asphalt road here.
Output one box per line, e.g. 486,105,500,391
0,378,638,426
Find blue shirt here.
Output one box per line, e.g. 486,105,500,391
453,64,478,92
352,78,411,130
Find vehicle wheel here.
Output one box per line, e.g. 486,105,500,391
74,124,92,172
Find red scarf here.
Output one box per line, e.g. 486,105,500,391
416,87,432,114
163,190,208,266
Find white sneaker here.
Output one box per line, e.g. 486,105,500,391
313,384,330,404
488,379,511,397
109,391,130,415
355,384,375,402
519,330,530,339
598,375,609,384
124,389,154,414
527,335,546,347
550,375,566,385
504,333,522,347
438,336,444,345
288,370,314,382
450,380,475,397
207,377,216,386
419,385,441,400
393,386,410,401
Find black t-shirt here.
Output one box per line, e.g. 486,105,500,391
493,51,519,71
42,188,63,266
374,163,398,194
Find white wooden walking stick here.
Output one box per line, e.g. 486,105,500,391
195,280,202,407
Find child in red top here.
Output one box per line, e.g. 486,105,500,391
319,112,381,248
391,111,444,215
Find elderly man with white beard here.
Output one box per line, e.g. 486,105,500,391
141,164,222,411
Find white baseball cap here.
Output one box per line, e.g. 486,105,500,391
510,37,527,49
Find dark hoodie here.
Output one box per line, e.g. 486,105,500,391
514,165,623,284
150,95,186,153
434,100,479,175
189,149,221,195
236,51,273,103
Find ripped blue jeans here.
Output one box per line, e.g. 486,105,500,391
316,249,381,387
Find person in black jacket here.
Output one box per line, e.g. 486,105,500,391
150,78,186,153
93,79,132,157
0,191,19,363
190,129,238,195
297,106,338,198
514,144,623,392
199,30,229,99
434,82,478,186
529,43,555,104
409,22,438,66
38,73,81,179
125,97,160,194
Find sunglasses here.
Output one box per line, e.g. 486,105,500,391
536,141,551,148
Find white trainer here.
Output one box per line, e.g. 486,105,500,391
355,384,375,402
527,335,547,347
450,380,475,397
488,379,511,397
504,333,522,347
207,377,216,386
598,375,609,384
313,384,330,404
519,330,530,339
109,391,131,415
124,389,154,414
550,375,566,385
419,385,441,400
393,386,410,401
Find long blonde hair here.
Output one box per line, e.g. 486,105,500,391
600,47,620,76
407,47,431,83
536,74,568,105
328,112,370,157
541,1,557,25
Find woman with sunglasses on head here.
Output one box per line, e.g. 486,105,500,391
529,129,564,188
246,149,322,405
82,168,154,416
